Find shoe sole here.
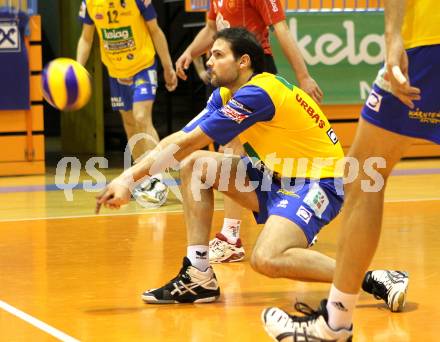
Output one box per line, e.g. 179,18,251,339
390,287,407,312
141,294,220,304
210,253,245,263
389,275,409,312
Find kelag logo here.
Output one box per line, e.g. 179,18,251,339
289,17,384,66
0,21,20,52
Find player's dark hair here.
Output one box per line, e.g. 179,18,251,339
214,27,265,74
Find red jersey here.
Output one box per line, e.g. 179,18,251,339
207,0,285,55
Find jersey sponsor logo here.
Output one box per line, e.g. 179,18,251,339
269,0,279,12
303,183,329,218
326,128,339,144
221,104,249,124
365,89,382,112
229,98,253,113
95,13,104,20
101,26,135,52
296,94,325,128
102,27,132,40
0,21,20,52
296,205,312,224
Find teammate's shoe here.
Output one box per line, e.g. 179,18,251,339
209,233,245,263
141,257,220,304
262,299,353,342
133,174,169,207
362,270,409,312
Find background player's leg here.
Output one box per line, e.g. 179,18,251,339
210,139,246,262
131,100,158,162
251,215,335,282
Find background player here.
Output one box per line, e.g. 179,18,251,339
77,0,177,206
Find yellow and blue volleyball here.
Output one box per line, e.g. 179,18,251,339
42,58,91,111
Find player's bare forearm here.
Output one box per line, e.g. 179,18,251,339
148,23,174,71
120,128,213,185
76,24,94,66
384,0,406,61
185,20,217,58
273,21,310,81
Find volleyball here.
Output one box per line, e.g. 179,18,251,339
42,58,92,111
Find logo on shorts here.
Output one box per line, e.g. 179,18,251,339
296,205,312,224
365,89,382,112
277,199,289,208
303,183,329,218
326,128,339,145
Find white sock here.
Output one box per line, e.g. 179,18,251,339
220,218,241,243
187,245,209,271
326,285,358,330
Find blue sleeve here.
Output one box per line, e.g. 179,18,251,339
182,89,223,134
78,1,93,25
199,86,275,145
135,0,157,21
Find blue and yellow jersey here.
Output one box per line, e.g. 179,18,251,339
79,0,156,78
184,73,344,179
402,0,440,49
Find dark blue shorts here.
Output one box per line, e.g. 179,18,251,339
109,62,157,112
243,157,344,245
362,45,440,144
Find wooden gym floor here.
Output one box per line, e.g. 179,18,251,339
0,158,439,341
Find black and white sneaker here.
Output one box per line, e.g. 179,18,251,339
362,270,409,312
141,257,220,304
262,299,353,342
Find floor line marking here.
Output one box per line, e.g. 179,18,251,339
0,198,439,223
0,300,80,342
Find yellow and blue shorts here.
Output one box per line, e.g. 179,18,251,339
109,62,158,112
362,45,440,144
243,157,344,245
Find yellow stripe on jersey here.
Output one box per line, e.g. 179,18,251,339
85,0,155,78
218,73,344,179
402,0,440,49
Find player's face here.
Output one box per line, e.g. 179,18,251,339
206,39,240,88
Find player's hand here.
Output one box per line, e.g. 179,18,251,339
175,51,192,81
299,77,323,104
95,177,132,214
385,36,420,109
164,67,177,92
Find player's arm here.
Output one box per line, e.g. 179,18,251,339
175,19,217,80
77,1,95,66
384,0,420,108
146,18,177,91
96,128,212,213
272,20,323,104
